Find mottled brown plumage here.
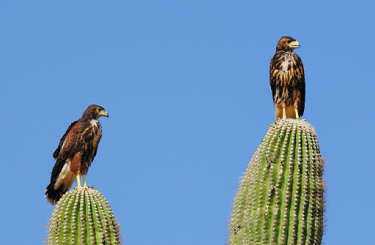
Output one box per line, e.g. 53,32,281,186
270,36,305,119
45,105,109,205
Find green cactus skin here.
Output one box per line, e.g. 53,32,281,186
229,119,325,245
47,187,121,245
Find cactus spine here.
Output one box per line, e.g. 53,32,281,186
229,119,324,245
47,187,121,245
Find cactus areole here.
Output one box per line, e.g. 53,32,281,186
47,187,121,245
229,119,325,245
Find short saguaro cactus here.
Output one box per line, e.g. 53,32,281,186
229,119,325,245
47,187,121,245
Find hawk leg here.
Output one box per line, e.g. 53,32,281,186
75,175,89,189
295,108,300,119
294,101,300,119
83,175,88,188
76,175,82,188
282,103,286,119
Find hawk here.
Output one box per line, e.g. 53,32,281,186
45,105,109,205
270,36,305,119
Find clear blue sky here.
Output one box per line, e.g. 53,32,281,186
1,1,374,244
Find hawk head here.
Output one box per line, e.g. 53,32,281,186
83,105,109,119
276,36,300,52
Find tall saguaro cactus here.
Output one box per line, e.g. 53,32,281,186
47,187,121,245
229,119,325,245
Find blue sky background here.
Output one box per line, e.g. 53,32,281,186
0,1,374,244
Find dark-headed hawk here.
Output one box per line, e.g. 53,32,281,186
270,36,305,119
45,105,109,205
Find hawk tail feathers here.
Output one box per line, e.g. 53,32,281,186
45,182,67,205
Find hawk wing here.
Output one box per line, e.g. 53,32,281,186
269,58,278,104
52,121,76,159
295,55,305,117
50,120,81,182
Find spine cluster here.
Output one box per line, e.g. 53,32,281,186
229,119,324,245
47,188,121,245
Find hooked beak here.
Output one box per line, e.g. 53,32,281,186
100,110,109,118
289,40,300,49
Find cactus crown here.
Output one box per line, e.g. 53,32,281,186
47,187,121,245
229,119,325,245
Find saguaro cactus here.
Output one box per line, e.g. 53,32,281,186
229,119,325,245
47,187,121,245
